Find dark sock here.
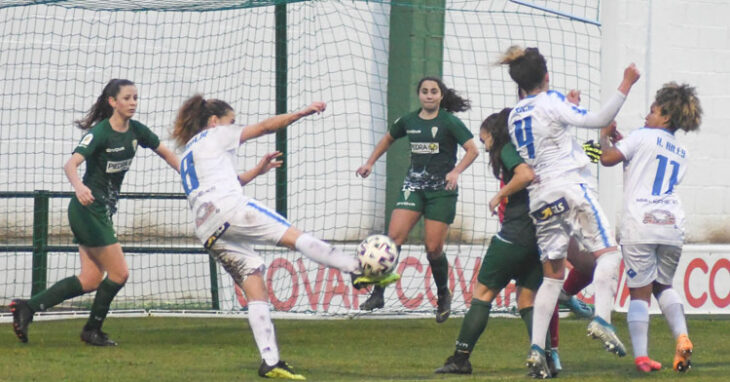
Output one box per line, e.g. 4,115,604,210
549,304,560,348
371,285,385,297
455,299,491,354
28,276,84,312
84,278,124,331
519,306,534,340
563,268,593,295
429,254,450,294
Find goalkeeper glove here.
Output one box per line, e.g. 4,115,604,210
582,140,602,163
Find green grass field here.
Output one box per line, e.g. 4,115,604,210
1,314,728,381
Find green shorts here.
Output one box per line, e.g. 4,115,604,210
394,188,457,224
477,235,542,291
67,197,118,247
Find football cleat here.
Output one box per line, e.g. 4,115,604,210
586,317,626,357
435,290,452,323
80,328,118,346
635,356,662,372
258,360,306,380
673,334,692,372
10,299,34,343
559,294,594,319
526,344,551,379
351,272,400,290
359,287,385,311
547,348,562,377
434,353,472,374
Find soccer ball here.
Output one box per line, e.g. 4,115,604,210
357,234,399,277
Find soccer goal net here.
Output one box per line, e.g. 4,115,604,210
0,0,601,317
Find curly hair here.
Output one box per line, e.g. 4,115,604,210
498,46,547,94
654,82,702,132
481,108,513,179
417,76,471,113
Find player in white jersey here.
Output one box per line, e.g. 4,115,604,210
599,83,702,373
498,46,640,378
171,95,398,380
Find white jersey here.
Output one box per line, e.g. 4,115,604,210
615,128,687,245
180,124,250,243
508,90,623,196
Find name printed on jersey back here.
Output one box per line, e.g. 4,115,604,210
656,136,686,158
185,130,210,150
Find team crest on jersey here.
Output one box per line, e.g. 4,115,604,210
531,197,569,222
411,142,439,154
79,133,93,147
642,209,675,225
431,126,438,138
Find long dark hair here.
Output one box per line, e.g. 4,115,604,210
498,46,547,94
417,76,471,113
75,79,135,130
172,94,233,147
481,108,512,179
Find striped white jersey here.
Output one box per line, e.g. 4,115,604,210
180,124,250,243
615,127,687,245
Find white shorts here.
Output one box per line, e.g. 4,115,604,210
621,244,681,288
530,183,616,261
207,199,291,285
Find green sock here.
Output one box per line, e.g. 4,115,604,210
519,306,534,340
84,278,124,331
429,254,450,294
455,299,492,353
28,276,84,312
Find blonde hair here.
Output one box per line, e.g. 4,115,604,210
655,82,702,132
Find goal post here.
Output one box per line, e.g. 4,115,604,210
0,0,603,317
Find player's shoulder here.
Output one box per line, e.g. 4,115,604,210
546,89,566,102
129,119,150,131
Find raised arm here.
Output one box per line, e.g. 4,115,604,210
445,138,479,190
355,132,396,178
64,153,95,206
153,143,180,173
239,101,326,144
488,162,534,213
238,151,283,186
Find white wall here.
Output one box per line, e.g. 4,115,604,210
600,0,730,243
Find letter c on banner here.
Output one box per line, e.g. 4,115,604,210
684,258,708,308
710,258,730,308
267,258,298,311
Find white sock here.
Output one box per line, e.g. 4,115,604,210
593,250,620,323
295,233,359,273
657,288,688,338
627,299,650,358
531,277,564,349
248,301,280,366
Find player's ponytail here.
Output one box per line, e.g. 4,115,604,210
498,45,547,94
417,76,471,113
481,108,512,179
172,94,234,147
654,82,702,133
75,79,135,130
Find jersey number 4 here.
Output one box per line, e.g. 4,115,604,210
513,117,535,158
181,152,199,195
652,154,679,195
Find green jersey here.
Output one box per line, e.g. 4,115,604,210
390,109,473,190
498,142,536,247
73,119,160,216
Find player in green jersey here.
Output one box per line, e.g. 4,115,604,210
356,77,479,322
10,79,180,346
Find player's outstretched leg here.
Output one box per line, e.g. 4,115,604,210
586,316,626,356
526,344,551,379
673,334,692,372
258,360,306,380
635,356,662,372
9,299,34,343
434,353,472,374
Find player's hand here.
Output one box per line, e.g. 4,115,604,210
488,195,501,215
582,140,602,163
623,63,640,86
445,170,459,191
356,163,373,178
257,151,283,175
567,89,581,105
75,184,95,206
299,101,327,117
610,129,623,143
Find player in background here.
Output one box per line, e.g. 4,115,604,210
355,77,479,322
10,79,180,346
598,83,701,373
434,108,545,374
499,46,640,378
172,95,396,380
